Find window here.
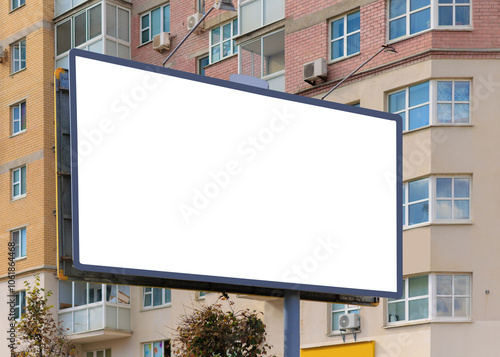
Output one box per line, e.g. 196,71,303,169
59,281,131,309
331,304,359,331
141,5,170,45
143,340,171,357
106,4,131,59
11,101,26,135
198,55,209,75
389,80,470,131
330,11,360,61
388,274,471,324
55,0,88,17
239,30,285,91
12,0,25,10
86,349,111,357
438,0,470,26
197,0,205,14
143,287,171,308
198,291,206,299
12,166,26,199
11,39,26,73
388,0,471,41
14,291,26,320
403,176,470,228
239,0,284,34
12,228,27,259
210,19,238,63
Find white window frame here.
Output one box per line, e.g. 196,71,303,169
388,79,471,132
14,290,27,320
140,4,170,45
434,176,471,221
387,0,472,42
209,19,239,64
11,39,26,74
12,228,27,259
11,0,25,11
142,340,171,357
387,273,471,326
143,287,171,309
11,101,27,135
434,274,472,319
86,349,111,357
12,166,26,199
329,10,361,62
403,175,471,229
330,304,360,333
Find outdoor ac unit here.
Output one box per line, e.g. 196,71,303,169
338,313,360,331
303,58,327,84
153,32,170,52
187,12,204,31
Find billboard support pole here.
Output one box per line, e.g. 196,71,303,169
284,290,300,357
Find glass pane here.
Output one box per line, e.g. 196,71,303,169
89,4,102,40
20,102,26,130
141,14,149,29
409,178,429,202
118,8,130,42
153,341,163,357
332,311,342,330
153,288,162,306
438,6,453,25
118,307,131,330
436,178,452,198
332,39,343,59
211,44,221,62
163,5,170,33
88,283,102,303
454,297,470,317
74,309,88,332
55,0,71,17
456,0,470,3
454,200,469,219
437,103,452,123
97,351,104,357
57,20,72,55
87,352,93,357
106,39,117,57
212,27,220,44
410,82,429,107
60,311,72,333
332,303,345,311
106,285,117,302
388,301,405,321
347,32,360,56
233,19,238,35
118,44,129,59
390,0,406,18
332,18,344,39
151,8,161,37
437,81,452,101
436,200,452,219
144,292,151,307
409,201,429,224
89,306,103,330
222,39,231,56
263,30,285,75
389,90,406,113
264,0,284,26
74,281,87,306
454,275,470,295
118,285,131,304
437,297,452,316
144,344,152,357
141,30,150,44
456,6,470,25
410,8,430,34
347,11,360,33
390,17,406,40
409,298,428,320
409,104,429,129
106,4,116,37
409,275,428,297
455,81,470,101
223,23,231,40
437,275,452,294
74,13,87,47
164,289,171,304
198,56,209,75
399,112,406,131
20,229,26,256
88,39,102,53
106,306,117,329
439,0,452,3
410,0,430,11
59,280,73,309
454,178,470,198
241,0,261,34
106,349,112,357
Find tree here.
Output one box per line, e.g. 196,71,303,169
174,295,274,357
13,275,77,357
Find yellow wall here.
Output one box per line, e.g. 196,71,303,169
302,341,375,357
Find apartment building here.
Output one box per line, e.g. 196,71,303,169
1,0,500,356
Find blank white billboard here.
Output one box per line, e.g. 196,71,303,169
69,49,402,298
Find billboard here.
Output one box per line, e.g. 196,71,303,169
69,49,402,299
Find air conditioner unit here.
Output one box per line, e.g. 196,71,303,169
338,313,360,331
303,58,327,84
153,32,170,52
187,12,204,31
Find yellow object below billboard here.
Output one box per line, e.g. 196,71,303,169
302,341,374,357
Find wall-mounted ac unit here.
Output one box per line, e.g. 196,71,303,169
153,32,170,52
338,313,360,331
187,12,204,31
303,58,327,84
